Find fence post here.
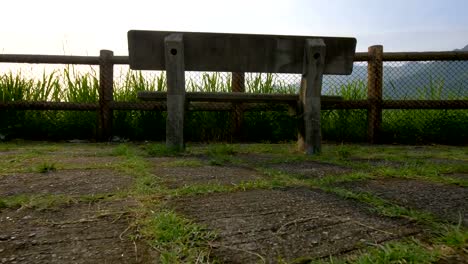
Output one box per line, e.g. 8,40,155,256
367,45,383,144
165,34,186,151
98,50,114,141
298,39,326,155
231,72,245,141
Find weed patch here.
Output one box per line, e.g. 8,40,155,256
37,162,57,173
352,240,438,264
146,143,181,157
140,210,216,263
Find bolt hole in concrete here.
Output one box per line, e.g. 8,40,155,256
170,48,177,55
314,53,320,59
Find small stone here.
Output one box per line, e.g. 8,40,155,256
1,258,7,263
68,139,90,143
332,235,340,240
28,233,36,237
52,254,57,258
0,235,9,241
22,215,32,220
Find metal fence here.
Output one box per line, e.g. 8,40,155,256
1,47,467,144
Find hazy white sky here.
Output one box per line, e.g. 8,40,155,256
1,0,467,55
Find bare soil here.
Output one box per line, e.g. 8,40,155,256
0,151,22,156
336,178,468,226
0,169,133,197
235,153,282,165
349,158,403,167
3,156,121,171
442,172,468,181
152,164,264,188
267,161,351,179
0,199,155,264
428,158,468,165
1,143,466,263
52,156,123,167
172,187,420,263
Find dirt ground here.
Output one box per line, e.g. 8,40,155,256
442,172,468,181
336,178,468,226
172,187,420,263
151,158,265,188
266,160,351,179
0,169,133,197
0,146,153,263
0,200,154,264
0,143,467,263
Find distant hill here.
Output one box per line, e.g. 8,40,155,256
321,44,468,99
455,44,468,51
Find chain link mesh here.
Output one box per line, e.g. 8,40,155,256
1,59,467,144
379,60,468,144
0,63,100,140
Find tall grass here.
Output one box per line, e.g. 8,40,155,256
0,66,99,139
322,80,368,142
246,73,297,94
115,71,167,101
383,78,468,144
188,72,231,92
0,68,466,144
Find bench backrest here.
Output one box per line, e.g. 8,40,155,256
128,30,356,74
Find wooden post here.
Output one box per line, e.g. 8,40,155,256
164,34,186,151
231,72,245,141
98,50,114,141
298,39,326,154
367,45,383,144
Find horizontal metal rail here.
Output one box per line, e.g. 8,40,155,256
2,52,468,65
0,54,129,65
382,100,468,109
1,100,465,111
354,51,468,62
138,92,343,103
0,101,99,110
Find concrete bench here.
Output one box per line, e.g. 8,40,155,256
127,30,356,154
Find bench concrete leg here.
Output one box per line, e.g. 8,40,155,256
165,33,186,151
298,39,326,155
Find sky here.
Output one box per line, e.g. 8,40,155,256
1,0,467,55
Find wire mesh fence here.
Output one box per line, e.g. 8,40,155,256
378,60,467,144
0,52,467,144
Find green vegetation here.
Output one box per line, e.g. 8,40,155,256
322,80,368,142
37,162,57,173
352,240,438,264
140,210,216,263
145,143,181,157
0,194,73,210
0,139,467,262
205,144,237,166
1,68,466,144
160,159,204,168
435,221,468,249
310,240,439,264
111,144,134,157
